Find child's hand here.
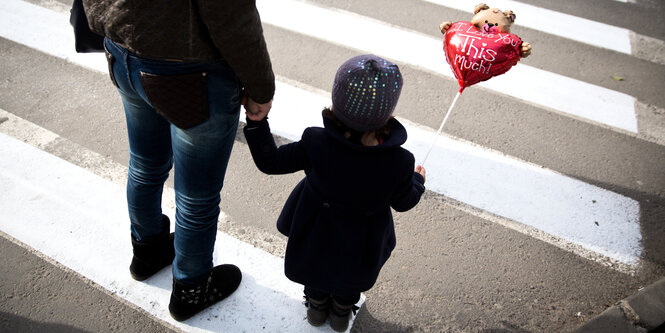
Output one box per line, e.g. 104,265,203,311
243,93,273,121
415,165,426,183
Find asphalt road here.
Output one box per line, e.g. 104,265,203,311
1,0,664,332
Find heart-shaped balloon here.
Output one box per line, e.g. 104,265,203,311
444,21,523,92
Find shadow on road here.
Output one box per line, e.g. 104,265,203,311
352,305,417,333
0,312,91,333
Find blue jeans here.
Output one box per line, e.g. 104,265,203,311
105,39,241,284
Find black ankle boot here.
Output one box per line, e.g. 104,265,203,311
329,298,359,332
129,215,175,281
168,264,242,322
304,295,330,327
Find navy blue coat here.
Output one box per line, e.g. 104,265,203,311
243,115,425,294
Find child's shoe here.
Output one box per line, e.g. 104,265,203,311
329,298,358,332
304,295,330,327
129,215,174,281
168,264,242,321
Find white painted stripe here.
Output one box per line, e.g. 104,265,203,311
0,131,362,332
266,81,642,266
422,0,632,54
405,125,641,266
254,0,638,133
0,0,638,133
0,0,107,72
0,0,642,266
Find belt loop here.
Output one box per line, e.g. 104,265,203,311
122,46,135,92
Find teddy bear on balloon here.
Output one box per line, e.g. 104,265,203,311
438,3,531,93
421,3,532,165
440,3,531,58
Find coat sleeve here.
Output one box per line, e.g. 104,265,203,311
196,0,275,104
390,153,426,212
243,118,309,175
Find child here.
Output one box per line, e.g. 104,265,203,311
243,54,426,332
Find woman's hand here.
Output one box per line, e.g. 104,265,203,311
243,93,273,121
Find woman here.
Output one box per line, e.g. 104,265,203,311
83,0,275,321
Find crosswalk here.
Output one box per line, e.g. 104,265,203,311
424,0,633,54
0,113,345,332
257,0,639,133
1,0,663,331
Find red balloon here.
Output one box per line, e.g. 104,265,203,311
443,21,523,92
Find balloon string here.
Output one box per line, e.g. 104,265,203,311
419,90,462,166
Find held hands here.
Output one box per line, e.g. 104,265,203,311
243,92,273,121
415,165,426,183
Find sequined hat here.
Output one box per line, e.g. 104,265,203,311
332,54,403,132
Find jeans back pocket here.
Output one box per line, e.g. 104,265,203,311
139,71,209,129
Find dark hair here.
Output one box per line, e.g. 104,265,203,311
322,107,393,144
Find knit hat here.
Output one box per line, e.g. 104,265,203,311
332,54,403,132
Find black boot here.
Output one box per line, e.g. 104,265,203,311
168,264,242,322
329,298,359,332
304,295,330,327
129,215,175,281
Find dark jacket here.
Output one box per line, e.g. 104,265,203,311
82,0,274,103
243,115,425,294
